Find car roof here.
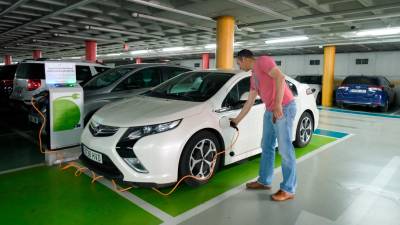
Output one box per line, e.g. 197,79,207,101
192,69,243,74
116,63,191,70
20,60,109,67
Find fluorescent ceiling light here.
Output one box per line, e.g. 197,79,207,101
205,42,242,49
132,13,188,27
204,44,216,49
106,53,122,56
356,27,400,37
265,36,309,44
162,47,187,52
130,50,149,55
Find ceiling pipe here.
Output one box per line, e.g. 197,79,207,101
85,25,163,39
229,0,291,21
53,33,124,43
240,3,400,30
126,0,215,22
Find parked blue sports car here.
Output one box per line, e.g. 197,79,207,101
336,75,396,112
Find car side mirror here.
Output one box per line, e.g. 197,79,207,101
311,88,316,93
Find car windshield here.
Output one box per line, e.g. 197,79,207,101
84,67,134,90
0,65,17,80
295,76,322,84
342,76,380,85
16,63,45,79
144,71,233,102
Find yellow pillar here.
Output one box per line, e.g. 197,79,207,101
322,46,336,107
216,16,235,69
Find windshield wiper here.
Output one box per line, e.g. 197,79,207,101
163,92,196,101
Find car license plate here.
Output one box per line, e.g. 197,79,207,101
28,115,40,124
350,89,366,93
83,146,103,164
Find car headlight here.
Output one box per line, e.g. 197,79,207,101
120,119,182,142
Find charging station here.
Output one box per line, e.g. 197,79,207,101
45,62,84,150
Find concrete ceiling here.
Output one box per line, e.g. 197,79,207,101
1,0,400,61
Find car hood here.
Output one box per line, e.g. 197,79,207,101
92,95,205,127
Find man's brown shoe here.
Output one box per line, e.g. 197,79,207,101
271,190,294,201
246,181,271,190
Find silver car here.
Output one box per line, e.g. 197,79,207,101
82,64,191,124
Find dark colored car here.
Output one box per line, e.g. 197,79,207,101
82,64,191,124
336,75,396,112
0,64,18,99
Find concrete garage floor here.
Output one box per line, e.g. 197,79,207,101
0,106,400,225
179,108,400,225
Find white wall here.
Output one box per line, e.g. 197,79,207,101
173,51,400,80
173,51,400,106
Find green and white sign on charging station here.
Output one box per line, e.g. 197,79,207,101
45,62,84,150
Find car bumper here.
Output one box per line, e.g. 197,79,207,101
80,123,188,187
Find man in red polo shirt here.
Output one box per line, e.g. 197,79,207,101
231,49,297,201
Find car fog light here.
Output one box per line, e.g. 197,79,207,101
123,157,149,173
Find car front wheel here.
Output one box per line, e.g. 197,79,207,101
294,112,314,148
179,131,221,187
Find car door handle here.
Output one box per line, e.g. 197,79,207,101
214,107,231,113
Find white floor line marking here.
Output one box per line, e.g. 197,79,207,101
80,169,173,222
391,109,400,115
295,156,400,225
161,134,355,225
0,163,44,175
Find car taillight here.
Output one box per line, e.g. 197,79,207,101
27,79,41,91
338,86,349,91
368,86,383,92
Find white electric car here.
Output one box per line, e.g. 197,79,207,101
80,70,319,187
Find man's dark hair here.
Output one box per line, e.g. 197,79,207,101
237,49,254,59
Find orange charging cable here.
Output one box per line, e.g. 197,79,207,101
32,95,240,196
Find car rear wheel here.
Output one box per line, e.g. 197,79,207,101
380,100,389,113
294,112,314,148
179,131,221,187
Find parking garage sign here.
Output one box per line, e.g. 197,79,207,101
45,62,76,84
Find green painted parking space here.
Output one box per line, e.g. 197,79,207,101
0,166,162,225
130,135,337,216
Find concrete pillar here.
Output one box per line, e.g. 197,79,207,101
322,46,336,107
33,50,42,60
216,16,235,69
85,40,97,62
4,55,12,65
202,53,210,69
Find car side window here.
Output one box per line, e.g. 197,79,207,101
161,67,190,81
222,77,253,110
113,67,161,91
286,80,298,96
76,65,92,82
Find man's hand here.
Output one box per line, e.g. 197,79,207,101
230,117,240,126
272,104,283,122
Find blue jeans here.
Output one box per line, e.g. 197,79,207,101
257,101,297,194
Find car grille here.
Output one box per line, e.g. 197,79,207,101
89,120,119,137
